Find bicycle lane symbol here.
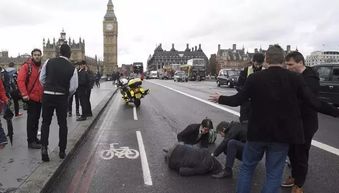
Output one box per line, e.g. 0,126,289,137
100,143,140,160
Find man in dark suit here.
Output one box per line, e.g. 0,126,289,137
281,51,321,193
164,144,222,176
209,45,339,193
177,118,213,148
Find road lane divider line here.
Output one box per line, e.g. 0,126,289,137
312,140,339,156
133,106,138,120
150,81,240,117
136,131,153,186
151,81,339,157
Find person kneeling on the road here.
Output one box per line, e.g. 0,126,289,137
211,121,247,179
177,118,214,148
164,144,222,176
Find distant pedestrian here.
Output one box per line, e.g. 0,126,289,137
68,62,80,117
6,62,22,117
209,45,339,193
95,72,101,87
85,64,93,117
281,51,321,193
76,61,90,121
17,48,44,149
40,44,78,162
177,118,213,148
0,79,10,149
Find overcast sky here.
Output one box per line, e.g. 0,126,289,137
1,0,339,67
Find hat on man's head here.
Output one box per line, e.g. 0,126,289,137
201,118,213,130
60,43,71,58
216,121,230,132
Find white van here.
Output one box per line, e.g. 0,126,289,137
149,71,158,79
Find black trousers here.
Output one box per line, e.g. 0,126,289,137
78,87,89,117
68,91,79,114
288,130,316,187
41,94,68,151
223,139,244,169
12,97,20,115
86,88,92,116
27,101,42,143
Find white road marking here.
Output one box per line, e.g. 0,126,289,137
136,131,153,186
150,81,240,117
133,106,138,120
311,140,339,156
150,81,339,157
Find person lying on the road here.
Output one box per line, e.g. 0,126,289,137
177,118,214,148
211,121,247,179
164,144,222,176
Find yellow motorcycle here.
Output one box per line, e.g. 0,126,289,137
117,78,149,107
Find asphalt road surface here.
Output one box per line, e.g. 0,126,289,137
47,79,339,193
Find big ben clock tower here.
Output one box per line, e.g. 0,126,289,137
103,0,118,75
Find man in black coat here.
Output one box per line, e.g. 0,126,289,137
211,121,247,179
281,51,321,193
209,45,339,193
177,118,213,148
237,53,265,123
76,60,90,121
164,144,222,176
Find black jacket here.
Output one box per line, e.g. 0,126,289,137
301,67,320,138
177,124,209,148
218,66,339,144
167,144,222,176
78,69,90,89
237,66,263,122
213,121,247,156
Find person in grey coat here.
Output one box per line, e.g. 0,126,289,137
164,144,222,176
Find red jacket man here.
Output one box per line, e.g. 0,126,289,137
17,49,44,149
17,58,43,102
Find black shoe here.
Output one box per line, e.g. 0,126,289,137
76,112,80,116
59,151,66,159
28,142,41,149
211,168,233,179
68,112,72,117
35,139,41,145
76,116,87,121
41,146,50,162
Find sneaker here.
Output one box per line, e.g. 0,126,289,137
41,146,50,162
291,185,304,193
15,113,23,117
28,142,41,149
281,176,295,188
0,141,8,149
211,168,233,179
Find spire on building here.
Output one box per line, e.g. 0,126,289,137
104,0,116,20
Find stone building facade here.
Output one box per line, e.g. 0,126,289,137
147,43,208,71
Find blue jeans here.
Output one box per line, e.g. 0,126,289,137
236,141,289,193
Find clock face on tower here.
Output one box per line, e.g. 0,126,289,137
106,23,113,31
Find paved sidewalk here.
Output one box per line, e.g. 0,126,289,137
0,82,117,193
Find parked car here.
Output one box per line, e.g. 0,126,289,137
216,69,240,88
312,63,339,106
173,71,188,82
